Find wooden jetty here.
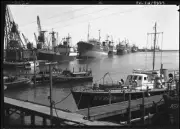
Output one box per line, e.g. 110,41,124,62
76,94,164,121
4,97,119,126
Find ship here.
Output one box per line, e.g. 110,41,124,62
77,25,108,58
103,36,116,56
131,44,138,53
116,39,131,55
77,39,108,58
34,16,76,62
37,34,75,62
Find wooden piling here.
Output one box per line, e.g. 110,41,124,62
49,64,53,126
109,90,111,104
141,92,145,125
123,90,125,101
127,93,131,124
33,50,36,87
5,108,10,125
20,111,25,125
43,117,47,126
87,98,90,120
31,114,35,125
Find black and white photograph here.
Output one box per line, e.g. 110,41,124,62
2,1,179,128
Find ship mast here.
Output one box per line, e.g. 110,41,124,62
148,22,163,71
50,29,56,51
87,23,90,41
152,22,157,71
98,30,101,42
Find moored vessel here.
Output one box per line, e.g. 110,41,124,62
4,76,32,89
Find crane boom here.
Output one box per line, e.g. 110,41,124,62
37,16,42,34
22,33,28,45
34,33,38,45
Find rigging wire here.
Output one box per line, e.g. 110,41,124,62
20,6,93,28
54,92,72,105
46,6,147,31
48,6,113,28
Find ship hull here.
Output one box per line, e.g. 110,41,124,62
116,49,127,55
4,78,31,89
77,42,108,58
37,50,75,62
72,89,168,109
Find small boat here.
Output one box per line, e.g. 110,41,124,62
31,68,93,83
71,69,173,109
4,76,32,89
3,61,30,68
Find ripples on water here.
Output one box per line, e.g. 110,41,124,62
4,51,179,112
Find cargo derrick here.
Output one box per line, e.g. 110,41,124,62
4,6,25,62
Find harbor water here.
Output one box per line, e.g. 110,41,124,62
4,51,179,114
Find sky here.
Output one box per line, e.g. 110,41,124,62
7,5,179,50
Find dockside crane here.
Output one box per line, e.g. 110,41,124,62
22,33,28,46
4,5,25,49
36,15,47,49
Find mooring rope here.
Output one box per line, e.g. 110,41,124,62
77,92,83,108
55,92,72,105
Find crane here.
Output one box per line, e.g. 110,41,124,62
37,15,46,44
37,16,42,36
4,5,25,49
34,33,38,46
22,33,28,45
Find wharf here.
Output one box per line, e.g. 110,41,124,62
76,95,164,121
4,97,119,126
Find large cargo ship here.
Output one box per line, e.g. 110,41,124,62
35,16,76,62
77,39,108,58
116,40,131,55
36,31,75,62
131,44,138,53
77,25,109,58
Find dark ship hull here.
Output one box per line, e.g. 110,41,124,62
77,41,108,58
132,48,138,53
72,89,167,109
37,50,75,62
116,49,128,55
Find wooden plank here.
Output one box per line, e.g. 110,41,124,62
76,95,164,120
4,97,119,126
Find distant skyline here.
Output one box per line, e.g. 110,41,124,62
8,5,179,50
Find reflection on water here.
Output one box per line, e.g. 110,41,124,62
4,51,179,112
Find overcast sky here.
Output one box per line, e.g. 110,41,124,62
8,5,179,50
